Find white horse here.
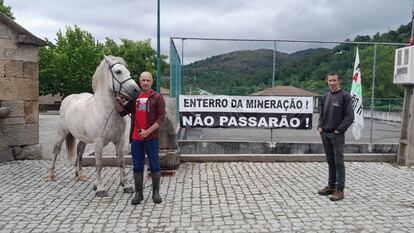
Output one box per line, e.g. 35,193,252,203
47,55,140,197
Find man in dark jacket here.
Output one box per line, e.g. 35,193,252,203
119,71,166,205
317,71,354,201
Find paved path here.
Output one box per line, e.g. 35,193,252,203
1,160,414,232
1,114,410,232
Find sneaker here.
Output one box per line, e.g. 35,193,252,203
318,186,335,195
329,191,344,201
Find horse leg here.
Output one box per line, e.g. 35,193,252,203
93,140,108,197
46,132,66,181
115,140,134,193
75,141,87,181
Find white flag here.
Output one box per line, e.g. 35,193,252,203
350,47,364,140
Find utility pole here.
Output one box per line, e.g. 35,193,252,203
156,0,161,93
409,1,414,46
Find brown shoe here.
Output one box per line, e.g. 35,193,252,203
330,191,344,201
318,186,335,195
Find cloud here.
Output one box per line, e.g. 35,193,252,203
7,0,412,58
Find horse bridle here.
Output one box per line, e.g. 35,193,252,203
109,62,133,98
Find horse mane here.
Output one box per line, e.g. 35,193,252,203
92,56,128,93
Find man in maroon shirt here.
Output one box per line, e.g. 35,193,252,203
119,71,166,205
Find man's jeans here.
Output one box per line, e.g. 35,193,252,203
320,132,345,191
131,139,160,173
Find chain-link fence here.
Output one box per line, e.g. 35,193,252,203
170,37,406,143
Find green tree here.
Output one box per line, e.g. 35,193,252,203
39,26,170,96
39,25,104,97
38,40,60,96
0,0,14,19
102,38,120,55
104,38,169,88
119,39,157,80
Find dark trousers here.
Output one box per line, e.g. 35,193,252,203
320,132,345,191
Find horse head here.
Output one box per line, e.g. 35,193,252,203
93,55,140,102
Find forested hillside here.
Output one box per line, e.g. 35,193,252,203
182,22,412,98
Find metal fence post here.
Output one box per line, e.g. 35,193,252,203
272,41,277,92
271,41,277,144
369,43,377,147
388,98,391,119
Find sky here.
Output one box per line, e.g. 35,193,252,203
6,0,413,60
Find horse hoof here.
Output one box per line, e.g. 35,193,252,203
123,187,134,193
46,175,55,181
78,175,88,182
93,185,97,191
96,190,108,197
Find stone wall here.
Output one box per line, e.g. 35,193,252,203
39,93,62,105
0,23,42,162
363,110,402,123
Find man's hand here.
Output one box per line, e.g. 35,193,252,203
317,127,323,133
334,130,340,134
139,122,160,138
115,96,129,113
138,129,150,138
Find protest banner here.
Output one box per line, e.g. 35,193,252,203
179,95,314,129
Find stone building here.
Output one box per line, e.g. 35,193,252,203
0,13,46,162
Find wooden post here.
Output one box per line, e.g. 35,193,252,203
397,85,414,165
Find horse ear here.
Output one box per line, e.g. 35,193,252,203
104,55,113,65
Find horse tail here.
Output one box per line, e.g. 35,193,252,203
65,133,75,161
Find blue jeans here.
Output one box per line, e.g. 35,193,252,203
320,132,345,191
131,139,160,173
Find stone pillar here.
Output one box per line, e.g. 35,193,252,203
0,38,42,162
158,97,180,169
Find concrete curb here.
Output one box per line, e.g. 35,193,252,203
178,141,398,154
180,153,397,162
81,153,397,166
82,155,132,166
82,150,180,169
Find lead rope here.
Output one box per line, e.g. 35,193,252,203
100,100,117,138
